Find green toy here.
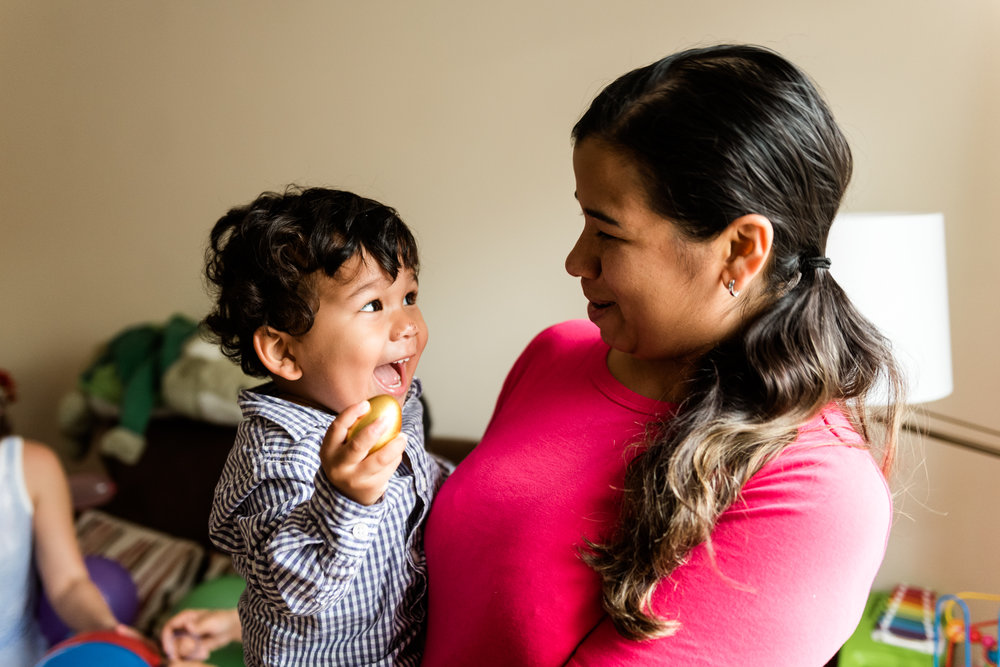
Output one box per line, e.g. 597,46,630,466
60,314,198,464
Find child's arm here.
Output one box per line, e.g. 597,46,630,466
319,400,407,506
26,440,121,634
209,400,411,617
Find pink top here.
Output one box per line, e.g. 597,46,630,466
422,320,891,666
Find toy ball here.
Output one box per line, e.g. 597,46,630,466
35,629,162,666
346,394,402,454
37,555,139,646
945,618,966,643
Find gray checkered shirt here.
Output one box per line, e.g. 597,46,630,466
209,379,445,666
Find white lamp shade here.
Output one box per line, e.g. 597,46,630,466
826,212,953,404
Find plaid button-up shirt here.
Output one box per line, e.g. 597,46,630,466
209,380,446,666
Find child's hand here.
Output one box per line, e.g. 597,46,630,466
160,608,241,661
321,400,406,506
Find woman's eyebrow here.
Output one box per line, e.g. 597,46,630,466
574,191,622,227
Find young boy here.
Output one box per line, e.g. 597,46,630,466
204,186,445,666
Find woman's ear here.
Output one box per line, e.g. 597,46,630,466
252,326,302,381
719,214,773,295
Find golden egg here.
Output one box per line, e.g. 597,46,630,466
346,394,403,454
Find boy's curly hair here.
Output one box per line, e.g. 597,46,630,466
203,186,419,378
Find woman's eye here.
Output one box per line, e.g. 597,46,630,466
404,291,418,306
361,299,383,313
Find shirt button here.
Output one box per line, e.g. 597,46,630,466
351,523,370,540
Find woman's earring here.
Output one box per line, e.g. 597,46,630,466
728,279,740,297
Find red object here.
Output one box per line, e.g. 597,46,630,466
68,471,118,510
48,629,163,666
0,369,17,403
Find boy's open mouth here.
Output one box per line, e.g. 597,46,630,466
374,357,410,392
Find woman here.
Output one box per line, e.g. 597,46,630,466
0,370,128,665
421,45,901,666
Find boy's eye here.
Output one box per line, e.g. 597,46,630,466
404,291,418,306
361,299,383,313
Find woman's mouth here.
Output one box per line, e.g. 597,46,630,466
586,300,614,322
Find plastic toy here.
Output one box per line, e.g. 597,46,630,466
36,555,140,645
873,584,937,654
933,592,1000,667
35,629,162,666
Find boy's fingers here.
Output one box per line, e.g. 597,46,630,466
345,415,394,458
370,433,407,465
327,401,372,443
362,438,406,483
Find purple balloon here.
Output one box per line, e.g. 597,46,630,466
36,555,139,646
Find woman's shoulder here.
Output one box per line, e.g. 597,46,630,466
525,319,601,355
21,438,61,473
492,320,603,411
505,320,603,381
746,407,891,513
20,438,67,503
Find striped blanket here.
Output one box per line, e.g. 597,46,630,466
75,509,205,632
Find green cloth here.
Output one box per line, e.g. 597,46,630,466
78,314,198,436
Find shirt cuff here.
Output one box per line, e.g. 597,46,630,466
310,469,388,559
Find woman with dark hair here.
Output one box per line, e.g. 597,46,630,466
422,45,901,666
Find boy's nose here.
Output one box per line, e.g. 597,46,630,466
392,315,419,340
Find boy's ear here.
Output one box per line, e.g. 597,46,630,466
252,326,302,381
719,213,773,294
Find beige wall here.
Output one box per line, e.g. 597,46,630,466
3,1,999,593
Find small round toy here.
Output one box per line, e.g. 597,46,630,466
37,555,139,645
36,629,162,666
346,395,402,454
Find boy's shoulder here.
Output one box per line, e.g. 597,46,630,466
237,385,333,450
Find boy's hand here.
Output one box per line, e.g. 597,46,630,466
320,400,406,506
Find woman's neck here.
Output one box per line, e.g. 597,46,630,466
606,348,694,403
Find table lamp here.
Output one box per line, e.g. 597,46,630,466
825,212,952,405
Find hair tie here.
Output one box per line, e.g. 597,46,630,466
800,256,832,271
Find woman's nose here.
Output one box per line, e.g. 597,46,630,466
565,233,598,279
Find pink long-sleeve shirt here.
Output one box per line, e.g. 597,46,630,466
422,320,891,666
